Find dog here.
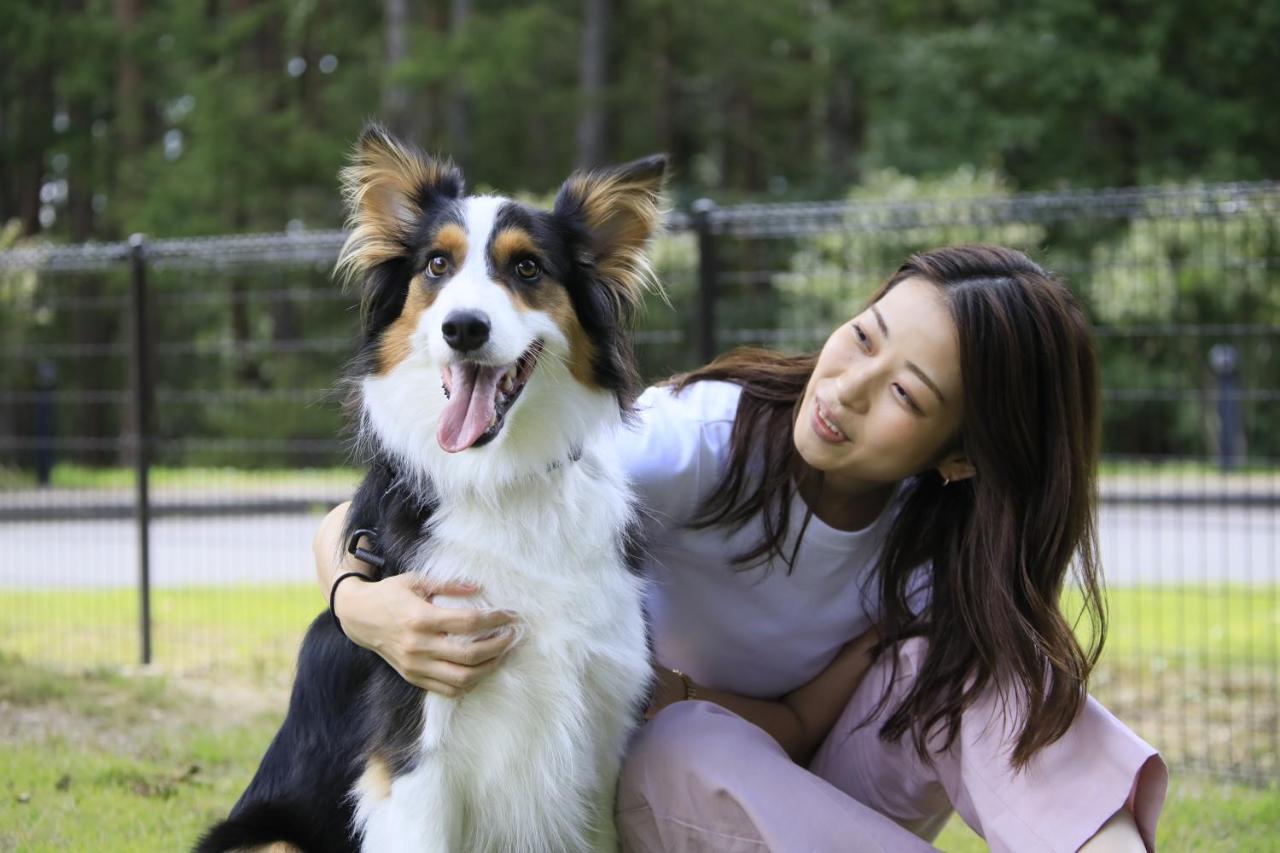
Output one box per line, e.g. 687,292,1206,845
195,126,663,853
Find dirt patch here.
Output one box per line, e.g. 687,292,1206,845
0,658,288,754
1093,658,1279,784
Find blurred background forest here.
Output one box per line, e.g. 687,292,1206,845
3,0,1278,241
1,0,1278,472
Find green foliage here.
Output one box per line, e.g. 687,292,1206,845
775,167,1046,337
1,1,1275,470
766,170,1280,459
5,0,1276,242
862,0,1280,188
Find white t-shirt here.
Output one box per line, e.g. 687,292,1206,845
618,380,906,699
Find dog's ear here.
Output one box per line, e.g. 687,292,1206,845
336,124,464,283
554,155,667,314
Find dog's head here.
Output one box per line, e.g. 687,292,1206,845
337,125,666,488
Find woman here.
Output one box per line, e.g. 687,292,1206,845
317,245,1166,852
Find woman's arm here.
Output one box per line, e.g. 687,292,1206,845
647,627,881,764
314,502,518,696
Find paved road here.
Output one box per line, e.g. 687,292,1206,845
0,504,1274,588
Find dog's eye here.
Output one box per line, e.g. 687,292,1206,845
514,259,541,281
426,254,450,278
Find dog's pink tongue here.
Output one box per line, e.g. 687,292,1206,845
437,362,503,453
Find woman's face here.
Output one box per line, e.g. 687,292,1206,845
794,276,967,493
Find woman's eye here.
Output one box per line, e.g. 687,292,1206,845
892,383,919,411
514,258,541,280
426,254,450,278
851,323,870,349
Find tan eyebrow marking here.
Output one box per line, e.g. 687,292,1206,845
492,228,539,265
434,222,468,263
906,361,946,404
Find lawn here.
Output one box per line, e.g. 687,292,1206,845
0,584,1277,850
0,464,360,492
3,459,1276,491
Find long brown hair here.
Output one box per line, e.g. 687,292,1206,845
674,245,1106,767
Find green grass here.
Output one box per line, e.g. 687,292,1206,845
2,583,1274,675
1067,585,1280,666
1097,459,1280,478
0,654,286,853
0,585,1276,849
0,585,323,683
0,652,1275,851
933,779,1280,851
3,459,1276,491
0,463,360,491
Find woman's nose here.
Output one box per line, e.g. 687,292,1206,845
835,364,874,413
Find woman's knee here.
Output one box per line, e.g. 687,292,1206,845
623,701,763,774
618,700,781,807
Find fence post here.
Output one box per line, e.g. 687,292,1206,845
692,198,719,364
127,234,153,665
1208,343,1242,471
34,359,56,486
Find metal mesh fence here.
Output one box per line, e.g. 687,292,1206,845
690,184,1280,786
1,182,1276,784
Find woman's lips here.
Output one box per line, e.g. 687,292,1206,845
812,398,848,444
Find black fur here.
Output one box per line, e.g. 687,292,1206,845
195,452,436,853
194,613,379,852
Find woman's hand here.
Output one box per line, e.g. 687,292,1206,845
333,574,518,697
316,501,518,696
640,625,883,763
644,664,688,720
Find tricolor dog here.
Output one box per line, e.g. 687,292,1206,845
196,126,663,853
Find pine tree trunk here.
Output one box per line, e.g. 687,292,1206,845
447,0,471,167
382,0,412,137
575,0,611,168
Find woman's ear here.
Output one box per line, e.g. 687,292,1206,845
937,452,976,485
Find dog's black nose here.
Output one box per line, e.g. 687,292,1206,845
442,310,491,352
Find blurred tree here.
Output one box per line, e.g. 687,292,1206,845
575,0,611,168
863,0,1280,187
5,0,1276,240
1,0,1277,471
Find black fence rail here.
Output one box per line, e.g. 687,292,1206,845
1,181,1277,785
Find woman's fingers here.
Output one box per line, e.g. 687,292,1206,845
402,656,501,696
431,630,516,667
405,675,464,697
410,575,480,599
430,605,517,637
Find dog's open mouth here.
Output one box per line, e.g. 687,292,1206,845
437,340,543,453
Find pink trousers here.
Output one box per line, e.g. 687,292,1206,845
617,639,1167,853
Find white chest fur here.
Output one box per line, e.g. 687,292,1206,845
353,448,651,853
